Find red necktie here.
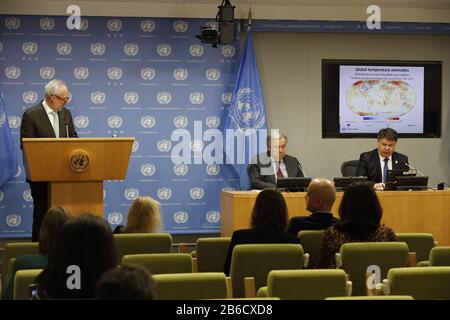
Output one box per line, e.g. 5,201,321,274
277,163,284,178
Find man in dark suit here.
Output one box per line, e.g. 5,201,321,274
356,128,408,191
247,133,304,189
288,178,339,236
20,79,78,241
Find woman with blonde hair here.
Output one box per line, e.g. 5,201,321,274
114,196,161,234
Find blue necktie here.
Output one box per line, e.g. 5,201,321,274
383,158,389,183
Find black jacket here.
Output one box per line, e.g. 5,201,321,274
355,148,408,183
287,212,339,236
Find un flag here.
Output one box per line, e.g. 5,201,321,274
0,92,18,187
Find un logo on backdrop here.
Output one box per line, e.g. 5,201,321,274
173,116,188,129
206,164,220,176
206,211,220,223
22,91,38,104
221,45,236,58
141,116,156,129
189,92,204,105
5,66,21,79
6,214,21,227
107,18,122,32
90,43,106,56
124,188,139,201
190,140,204,153
157,44,172,56
173,164,188,176
39,17,55,30
230,87,266,131
140,19,155,32
40,66,55,80
56,42,72,55
157,140,172,152
132,140,139,152
141,164,156,177
91,91,106,104
107,115,123,128
206,68,220,81
157,187,172,200
74,67,89,80
22,41,38,55
157,92,172,105
124,43,139,56
124,91,139,104
173,68,188,81
23,190,33,202
206,116,220,129
8,116,20,129
140,67,155,81
222,92,232,104
5,17,20,30
173,20,188,33
107,67,122,80
80,18,89,31
189,44,204,57
173,211,188,224
74,116,89,129
190,187,204,200
108,212,123,225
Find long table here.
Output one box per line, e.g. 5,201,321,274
220,190,450,246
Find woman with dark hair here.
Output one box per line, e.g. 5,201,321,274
2,206,70,300
317,182,398,268
223,189,300,275
35,213,117,299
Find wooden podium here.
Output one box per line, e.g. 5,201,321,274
22,137,134,217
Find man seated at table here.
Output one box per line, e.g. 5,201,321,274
287,178,339,236
247,132,304,189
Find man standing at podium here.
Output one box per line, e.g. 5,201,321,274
20,79,78,241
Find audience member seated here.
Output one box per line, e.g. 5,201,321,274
287,178,339,236
35,213,117,299
317,182,398,269
2,207,70,300
95,265,156,300
113,196,161,234
223,189,301,276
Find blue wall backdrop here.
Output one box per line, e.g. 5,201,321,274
0,15,241,238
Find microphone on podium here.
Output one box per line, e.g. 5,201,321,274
405,162,424,176
298,164,308,177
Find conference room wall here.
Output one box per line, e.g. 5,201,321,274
252,32,450,187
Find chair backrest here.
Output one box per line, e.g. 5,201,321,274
2,243,40,282
429,246,450,266
196,237,231,272
266,269,348,300
13,269,43,300
387,267,450,299
339,242,409,296
122,253,192,275
113,233,172,262
298,230,325,268
396,233,435,262
340,160,360,177
230,244,304,298
152,272,228,300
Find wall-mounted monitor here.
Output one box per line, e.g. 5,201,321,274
322,59,442,138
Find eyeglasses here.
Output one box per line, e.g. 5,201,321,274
53,93,71,103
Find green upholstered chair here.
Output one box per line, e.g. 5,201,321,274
417,246,450,267
230,243,304,298
152,272,228,300
377,267,450,300
257,269,351,300
113,233,172,262
195,237,231,272
396,233,436,263
2,243,39,289
122,253,192,275
335,242,409,296
298,230,325,268
13,269,42,300
326,295,414,300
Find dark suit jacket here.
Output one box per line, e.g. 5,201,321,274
247,153,304,189
20,102,78,179
223,225,301,276
355,148,408,183
287,212,339,236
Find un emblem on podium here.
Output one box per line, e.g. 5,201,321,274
69,150,90,173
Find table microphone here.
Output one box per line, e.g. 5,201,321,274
405,162,424,176
65,125,69,138
298,164,308,177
